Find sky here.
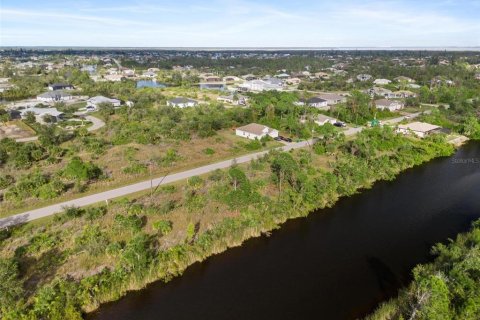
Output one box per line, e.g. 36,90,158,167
1,0,479,47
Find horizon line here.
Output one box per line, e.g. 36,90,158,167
1,46,480,52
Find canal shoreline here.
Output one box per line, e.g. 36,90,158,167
86,141,467,319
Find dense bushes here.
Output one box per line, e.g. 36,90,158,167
366,220,480,320
0,128,459,319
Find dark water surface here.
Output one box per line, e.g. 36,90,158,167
89,142,480,320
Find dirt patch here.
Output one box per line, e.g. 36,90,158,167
0,121,35,139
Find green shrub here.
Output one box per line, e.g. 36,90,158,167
152,220,173,236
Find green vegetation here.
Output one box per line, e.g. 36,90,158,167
366,219,480,320
0,127,456,319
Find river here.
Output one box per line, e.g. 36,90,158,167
89,142,480,320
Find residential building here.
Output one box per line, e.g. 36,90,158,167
313,114,338,126
367,87,394,98
37,90,73,102
167,97,198,108
393,90,417,98
48,83,73,91
397,122,441,138
235,123,279,140
317,93,347,105
237,78,283,92
373,79,392,85
375,99,404,111
87,96,121,110
306,97,329,109
20,107,64,123
217,94,248,106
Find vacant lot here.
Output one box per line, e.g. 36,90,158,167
0,121,35,140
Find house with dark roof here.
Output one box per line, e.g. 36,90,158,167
167,97,198,108
48,83,73,91
306,97,329,109
37,90,73,102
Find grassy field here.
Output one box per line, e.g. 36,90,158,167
0,130,281,217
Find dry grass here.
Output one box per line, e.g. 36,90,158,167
0,130,281,217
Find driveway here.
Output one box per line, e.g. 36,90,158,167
15,115,105,143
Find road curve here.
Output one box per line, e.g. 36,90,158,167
15,115,105,143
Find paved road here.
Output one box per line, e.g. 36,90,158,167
0,139,313,228
1,111,426,228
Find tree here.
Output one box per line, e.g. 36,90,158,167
121,233,152,273
24,111,36,124
63,156,102,182
0,258,23,307
270,152,299,193
462,116,480,139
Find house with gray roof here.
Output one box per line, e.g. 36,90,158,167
37,90,73,102
167,97,198,108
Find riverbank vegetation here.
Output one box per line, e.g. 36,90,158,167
366,218,480,320
0,127,455,319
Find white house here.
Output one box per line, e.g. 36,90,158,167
375,99,404,111
306,97,329,109
167,97,198,108
37,90,73,102
87,96,121,110
313,114,338,126
317,93,347,105
235,123,279,140
20,107,64,123
393,90,417,98
397,122,441,138
48,83,74,91
237,78,283,92
373,79,392,85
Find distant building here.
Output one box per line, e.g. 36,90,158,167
237,78,283,92
312,114,338,126
367,87,394,99
397,122,441,138
375,99,404,111
87,96,121,110
373,79,391,85
306,97,329,109
236,123,279,140
167,97,198,108
48,83,73,91
37,90,73,102
20,107,64,123
217,94,248,106
317,93,347,105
